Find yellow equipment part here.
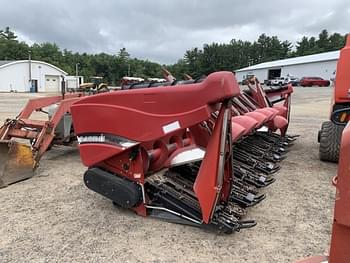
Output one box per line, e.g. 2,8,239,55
0,140,34,188
79,82,108,91
79,82,95,89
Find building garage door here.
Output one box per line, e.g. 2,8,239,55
45,75,59,92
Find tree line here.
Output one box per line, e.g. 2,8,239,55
0,27,346,83
0,27,163,85
167,29,346,78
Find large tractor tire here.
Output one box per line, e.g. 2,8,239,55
318,121,344,162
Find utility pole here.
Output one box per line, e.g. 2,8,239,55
75,63,80,89
28,50,32,91
128,64,130,76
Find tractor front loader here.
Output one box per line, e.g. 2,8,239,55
0,93,84,187
318,34,350,162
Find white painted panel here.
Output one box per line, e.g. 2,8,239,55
281,60,337,80
0,61,66,92
235,60,338,83
170,147,205,167
235,68,268,83
44,75,59,92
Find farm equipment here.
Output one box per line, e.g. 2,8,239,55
0,93,85,188
120,76,145,89
318,34,350,162
79,76,109,92
71,70,296,233
296,108,350,263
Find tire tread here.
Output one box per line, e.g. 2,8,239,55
319,121,343,162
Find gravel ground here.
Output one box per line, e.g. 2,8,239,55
0,87,337,263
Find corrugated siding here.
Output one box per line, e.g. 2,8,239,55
236,50,340,72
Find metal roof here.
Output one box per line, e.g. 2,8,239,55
0,60,67,75
236,50,340,72
0,60,14,66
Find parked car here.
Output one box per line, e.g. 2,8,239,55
287,77,299,86
300,77,330,87
270,76,298,86
270,77,288,86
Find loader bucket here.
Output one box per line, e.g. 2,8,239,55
0,140,34,188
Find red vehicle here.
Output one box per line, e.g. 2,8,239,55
297,113,350,262
300,76,330,87
318,34,350,162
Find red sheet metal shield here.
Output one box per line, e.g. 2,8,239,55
334,34,350,104
193,105,229,223
328,122,350,262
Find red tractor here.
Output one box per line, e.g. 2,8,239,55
318,34,350,162
297,100,350,263
297,33,350,263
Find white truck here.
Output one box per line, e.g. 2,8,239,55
270,76,299,86
270,77,288,86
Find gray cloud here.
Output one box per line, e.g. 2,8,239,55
1,0,349,64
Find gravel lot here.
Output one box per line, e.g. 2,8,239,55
0,87,337,263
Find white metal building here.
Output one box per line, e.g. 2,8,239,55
235,50,340,83
65,75,84,90
0,60,67,92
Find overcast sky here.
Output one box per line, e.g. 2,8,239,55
1,0,349,64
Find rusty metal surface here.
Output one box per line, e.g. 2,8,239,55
0,140,34,188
